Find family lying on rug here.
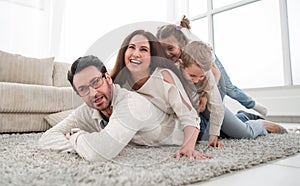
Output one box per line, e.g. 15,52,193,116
39,17,287,162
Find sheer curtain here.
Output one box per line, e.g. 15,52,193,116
0,0,65,59
0,0,169,63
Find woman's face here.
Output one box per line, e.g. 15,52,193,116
124,34,151,75
183,64,206,84
159,35,182,63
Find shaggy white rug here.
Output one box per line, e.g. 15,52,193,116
1,133,300,186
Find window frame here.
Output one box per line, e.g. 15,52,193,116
183,0,293,87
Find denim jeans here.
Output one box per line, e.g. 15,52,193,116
198,106,267,141
236,113,248,122
198,104,211,140
215,54,255,109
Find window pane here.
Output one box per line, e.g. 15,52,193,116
213,0,283,88
190,17,209,43
287,0,300,85
213,0,242,9
188,0,207,17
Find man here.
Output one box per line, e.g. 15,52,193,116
39,55,208,162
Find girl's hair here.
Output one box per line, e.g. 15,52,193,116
181,41,214,72
156,15,191,49
180,15,191,30
110,29,195,102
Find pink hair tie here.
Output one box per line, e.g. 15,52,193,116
175,25,182,30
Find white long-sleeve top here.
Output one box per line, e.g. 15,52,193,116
39,84,199,162
122,67,200,130
194,70,224,136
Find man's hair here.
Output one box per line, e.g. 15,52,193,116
67,55,107,92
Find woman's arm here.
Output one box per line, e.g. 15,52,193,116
161,69,210,159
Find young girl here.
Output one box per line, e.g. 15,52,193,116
156,15,268,117
110,30,211,159
181,41,287,140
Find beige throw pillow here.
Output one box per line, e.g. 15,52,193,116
53,62,71,87
0,50,54,85
44,110,73,127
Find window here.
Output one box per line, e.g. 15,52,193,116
213,0,283,88
187,0,297,88
188,0,207,17
213,0,242,9
288,0,300,85
190,18,209,43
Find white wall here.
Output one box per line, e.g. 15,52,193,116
0,0,169,62
224,85,300,122
61,0,169,63
0,0,51,58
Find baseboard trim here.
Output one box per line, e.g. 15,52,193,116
265,116,300,123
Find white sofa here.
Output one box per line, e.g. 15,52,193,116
0,50,82,133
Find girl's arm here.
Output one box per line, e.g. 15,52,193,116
212,61,221,83
205,71,225,147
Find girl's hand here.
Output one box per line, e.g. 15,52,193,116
175,147,212,160
198,94,207,113
207,135,224,147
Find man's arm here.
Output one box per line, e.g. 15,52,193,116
38,111,80,152
68,93,152,162
38,104,96,152
69,118,137,162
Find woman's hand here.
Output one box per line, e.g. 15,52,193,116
207,135,224,147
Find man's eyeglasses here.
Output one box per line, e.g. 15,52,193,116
77,73,106,97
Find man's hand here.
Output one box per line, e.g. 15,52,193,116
65,133,71,140
65,128,81,140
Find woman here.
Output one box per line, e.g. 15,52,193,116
110,30,215,158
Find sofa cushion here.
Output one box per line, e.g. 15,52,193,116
53,62,71,87
0,113,50,133
0,50,54,86
44,110,73,127
0,82,82,113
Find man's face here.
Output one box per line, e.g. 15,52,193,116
73,66,113,111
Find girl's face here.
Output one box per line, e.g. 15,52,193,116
124,34,151,75
159,35,182,63
183,64,206,84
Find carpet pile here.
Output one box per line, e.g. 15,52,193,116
1,133,300,185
